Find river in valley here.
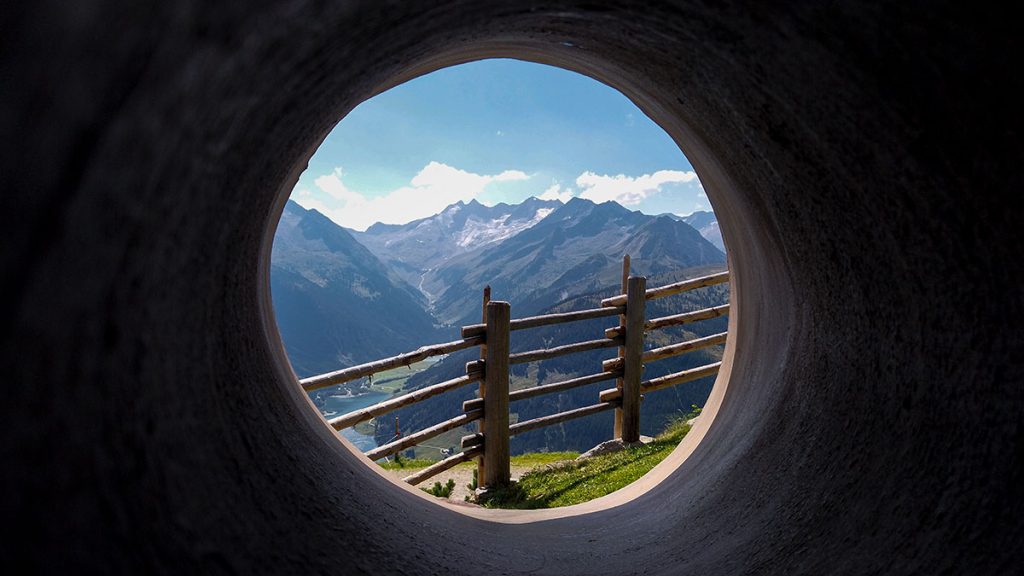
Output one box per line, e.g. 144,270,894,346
311,389,390,452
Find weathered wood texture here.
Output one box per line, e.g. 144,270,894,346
601,270,729,307
461,305,624,338
460,433,483,450
477,286,490,484
605,304,730,338
600,362,723,403
512,370,622,403
482,301,511,488
620,276,646,443
614,254,630,438
300,335,484,392
402,447,482,486
509,337,620,365
462,370,622,413
603,331,728,372
364,409,483,461
330,372,482,430
509,402,616,437
637,361,724,394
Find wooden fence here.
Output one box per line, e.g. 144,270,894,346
299,262,730,489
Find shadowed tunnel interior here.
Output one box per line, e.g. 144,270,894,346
2,2,1023,573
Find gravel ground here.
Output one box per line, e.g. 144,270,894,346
381,464,538,504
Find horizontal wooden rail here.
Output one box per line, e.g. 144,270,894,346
329,372,482,430
605,304,730,339
509,402,617,437
640,361,723,394
601,270,729,307
509,337,621,365
461,305,625,338
364,409,483,461
600,362,723,403
462,369,623,413
300,335,485,392
511,369,622,403
403,447,482,486
603,332,728,372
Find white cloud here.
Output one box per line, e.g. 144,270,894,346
575,169,699,206
314,168,359,202
538,183,575,203
295,161,529,230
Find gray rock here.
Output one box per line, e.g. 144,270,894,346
578,436,654,459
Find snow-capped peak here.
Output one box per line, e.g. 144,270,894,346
455,206,555,248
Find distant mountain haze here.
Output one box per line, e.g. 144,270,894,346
351,197,561,296
681,210,724,251
271,201,443,378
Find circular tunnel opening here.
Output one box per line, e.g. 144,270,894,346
268,58,737,512
11,2,1017,573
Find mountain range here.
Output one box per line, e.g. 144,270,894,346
352,196,725,327
351,197,562,295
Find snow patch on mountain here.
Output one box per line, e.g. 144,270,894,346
455,207,557,248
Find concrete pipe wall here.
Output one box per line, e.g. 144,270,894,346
2,2,1022,574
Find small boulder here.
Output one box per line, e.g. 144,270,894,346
577,436,653,460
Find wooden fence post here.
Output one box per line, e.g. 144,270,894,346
477,286,490,485
620,276,646,443
482,300,511,488
614,255,630,438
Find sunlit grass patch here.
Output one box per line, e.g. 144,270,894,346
481,419,691,509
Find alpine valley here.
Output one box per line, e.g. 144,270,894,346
271,196,728,455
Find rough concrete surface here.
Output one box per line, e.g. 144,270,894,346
1,1,1022,574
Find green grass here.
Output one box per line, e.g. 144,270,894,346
404,427,467,461
376,451,580,471
377,457,437,470
509,452,579,467
368,358,439,394
352,420,375,437
480,419,692,509
372,418,694,510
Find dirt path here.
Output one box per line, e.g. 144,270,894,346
381,464,539,503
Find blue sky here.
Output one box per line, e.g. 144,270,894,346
291,59,709,231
